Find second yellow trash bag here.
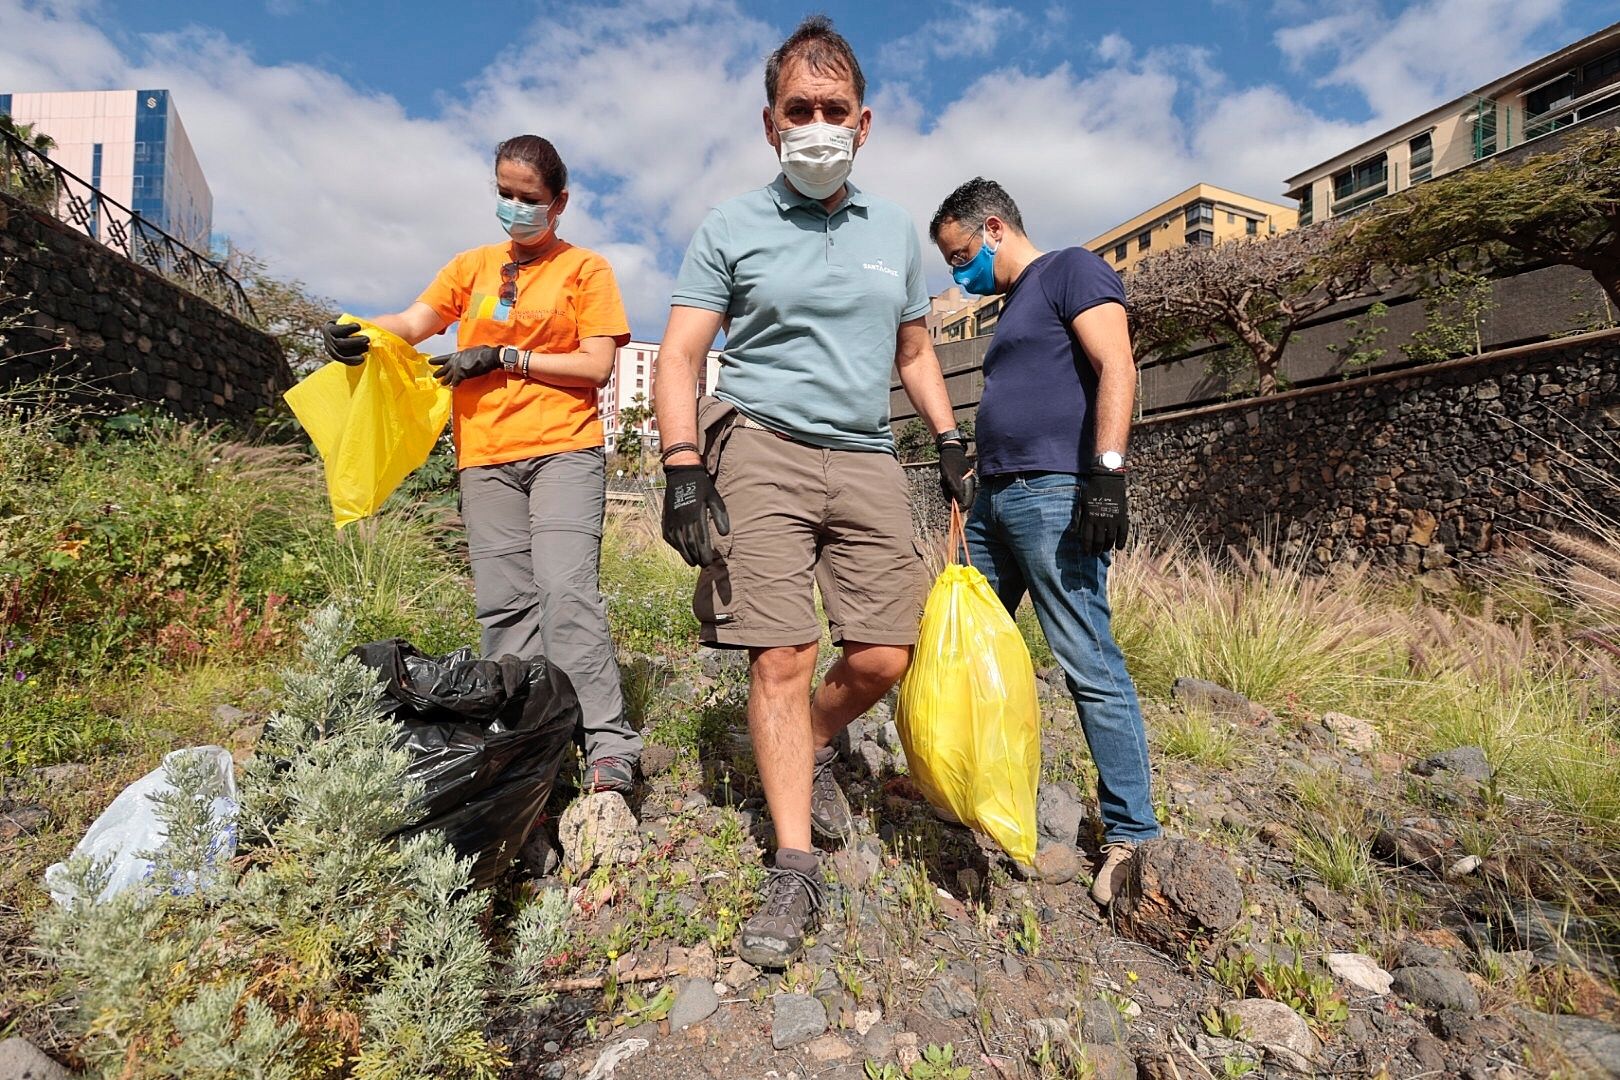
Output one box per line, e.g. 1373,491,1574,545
283,317,452,529
896,506,1042,866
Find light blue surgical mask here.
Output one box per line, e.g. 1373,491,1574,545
497,194,552,243
951,227,998,296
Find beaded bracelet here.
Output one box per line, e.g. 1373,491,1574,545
659,442,700,464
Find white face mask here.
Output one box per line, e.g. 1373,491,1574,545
776,121,856,200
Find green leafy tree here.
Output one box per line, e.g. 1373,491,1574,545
1325,301,1389,375
895,416,974,464
896,418,935,463
1129,224,1380,396
1400,271,1494,363
0,114,59,211
224,246,341,372
1344,125,1620,308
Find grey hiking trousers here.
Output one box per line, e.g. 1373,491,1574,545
459,446,640,766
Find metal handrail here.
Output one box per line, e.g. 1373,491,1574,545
0,125,256,324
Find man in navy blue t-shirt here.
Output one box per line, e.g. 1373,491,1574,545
930,177,1160,905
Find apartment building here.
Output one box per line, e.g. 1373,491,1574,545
1085,183,1298,274
1,89,213,249
599,341,721,454
1284,21,1620,224
931,290,1006,345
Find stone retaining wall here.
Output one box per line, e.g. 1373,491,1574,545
906,331,1620,572
0,192,291,423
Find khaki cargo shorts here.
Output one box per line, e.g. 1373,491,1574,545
693,396,927,649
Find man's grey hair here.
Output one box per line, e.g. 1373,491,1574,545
930,177,1027,242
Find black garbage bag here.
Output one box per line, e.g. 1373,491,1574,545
354,639,578,889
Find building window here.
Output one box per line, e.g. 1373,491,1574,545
1137,230,1152,252
1469,102,1498,160
1331,153,1388,213
1186,229,1214,248
1185,202,1214,226
1113,242,1127,262
1583,49,1620,86
1575,90,1620,125
1226,211,1236,224
1409,131,1433,183
1245,218,1258,236
1298,185,1313,227
1525,73,1577,119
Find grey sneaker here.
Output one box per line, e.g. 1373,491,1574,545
810,745,854,843
1090,841,1137,906
737,848,824,969
584,756,636,795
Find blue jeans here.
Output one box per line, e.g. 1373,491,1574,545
965,472,1160,844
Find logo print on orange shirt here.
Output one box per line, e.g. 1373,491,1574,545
467,291,513,323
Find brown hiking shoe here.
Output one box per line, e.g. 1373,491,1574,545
810,745,854,843
1090,841,1137,906
737,848,824,969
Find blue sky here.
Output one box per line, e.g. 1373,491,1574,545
5,0,1616,338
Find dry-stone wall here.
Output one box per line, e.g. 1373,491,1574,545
906,331,1619,573
0,192,291,423
1129,333,1618,570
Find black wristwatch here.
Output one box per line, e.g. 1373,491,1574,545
1093,450,1126,471
936,427,965,446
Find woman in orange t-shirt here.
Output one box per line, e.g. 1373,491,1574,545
319,135,641,795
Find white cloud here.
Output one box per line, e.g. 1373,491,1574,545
1274,0,1568,124
1095,32,1133,64
879,2,1027,77
1,0,1580,341
858,43,1371,271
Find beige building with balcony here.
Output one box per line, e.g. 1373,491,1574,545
928,287,1006,345
1084,183,1298,274
1285,22,1620,225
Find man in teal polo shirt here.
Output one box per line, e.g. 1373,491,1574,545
654,15,969,968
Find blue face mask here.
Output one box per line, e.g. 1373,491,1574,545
497,194,552,243
951,227,998,296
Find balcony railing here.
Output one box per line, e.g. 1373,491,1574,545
0,125,255,324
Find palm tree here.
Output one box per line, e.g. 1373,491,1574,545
0,114,60,211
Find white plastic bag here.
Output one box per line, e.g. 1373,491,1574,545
45,746,239,907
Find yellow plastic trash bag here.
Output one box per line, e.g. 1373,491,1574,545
283,316,452,529
896,508,1041,865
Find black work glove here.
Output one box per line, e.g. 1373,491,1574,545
1076,467,1129,554
662,464,731,567
429,345,502,387
321,320,370,365
938,437,976,510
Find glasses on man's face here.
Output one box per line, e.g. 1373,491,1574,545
500,261,520,306
946,227,985,268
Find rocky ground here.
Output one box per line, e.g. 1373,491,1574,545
490,651,1619,1080
3,646,1617,1080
